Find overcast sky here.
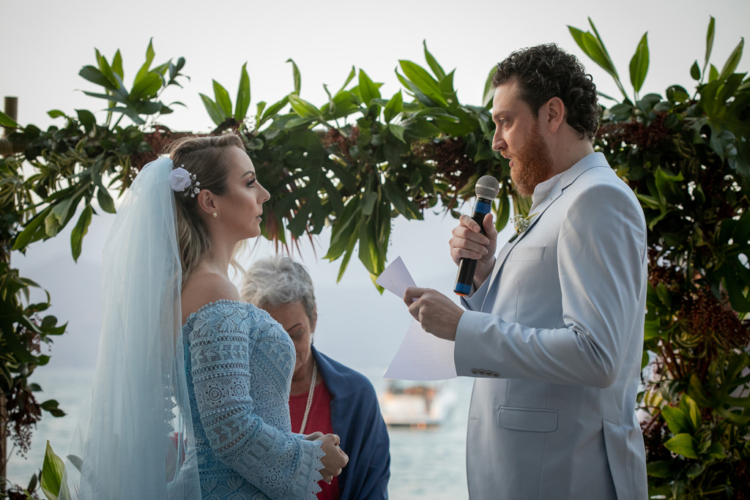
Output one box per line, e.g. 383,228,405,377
2,0,749,372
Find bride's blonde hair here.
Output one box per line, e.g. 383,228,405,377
165,134,247,286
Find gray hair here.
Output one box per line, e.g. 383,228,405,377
241,255,317,326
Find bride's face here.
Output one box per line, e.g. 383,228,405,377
214,146,270,239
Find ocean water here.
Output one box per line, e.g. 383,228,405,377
7,369,473,500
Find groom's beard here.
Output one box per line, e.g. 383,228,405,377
510,124,554,197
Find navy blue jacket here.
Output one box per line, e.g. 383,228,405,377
312,346,390,500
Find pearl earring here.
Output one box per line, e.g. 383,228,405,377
212,212,217,218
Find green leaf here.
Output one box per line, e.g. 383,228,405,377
212,80,233,118
287,58,301,94
28,472,38,493
288,95,325,122
707,442,726,459
362,192,378,216
200,94,224,126
51,195,80,226
704,16,715,72
358,216,377,275
71,205,93,262
97,187,116,214
79,65,118,91
235,62,251,122
654,167,684,204
336,220,360,283
388,124,406,143
0,109,20,128
656,282,672,308
325,197,361,261
686,462,705,478
688,374,714,407
709,64,719,82
384,91,403,123
382,179,421,220
47,110,67,119
483,66,497,107
112,49,124,79
76,109,96,132
423,40,446,80
647,460,673,478
95,49,118,90
495,193,510,232
629,33,649,94
337,66,356,94
135,38,155,84
41,441,67,500
399,60,447,106
67,455,83,473
261,96,288,122
690,61,701,81
130,71,161,100
662,406,690,434
568,21,628,100
12,208,51,251
680,394,701,431
664,433,699,459
719,37,744,81
357,69,381,106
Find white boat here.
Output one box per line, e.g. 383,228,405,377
378,380,456,429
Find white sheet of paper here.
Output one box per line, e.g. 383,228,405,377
384,319,457,381
377,257,457,381
375,256,415,298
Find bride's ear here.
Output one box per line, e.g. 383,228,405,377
196,189,218,216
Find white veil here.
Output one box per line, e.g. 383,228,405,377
60,157,201,500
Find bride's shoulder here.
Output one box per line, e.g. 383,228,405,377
181,271,243,324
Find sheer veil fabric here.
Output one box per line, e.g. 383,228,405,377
60,157,202,500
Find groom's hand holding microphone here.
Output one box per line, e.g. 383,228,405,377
449,212,498,290
403,214,498,341
404,176,499,341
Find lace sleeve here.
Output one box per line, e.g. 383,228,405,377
189,305,326,500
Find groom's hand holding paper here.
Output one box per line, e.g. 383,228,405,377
403,287,463,341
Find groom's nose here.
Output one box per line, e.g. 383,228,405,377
492,130,506,151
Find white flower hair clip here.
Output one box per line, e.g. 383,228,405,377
169,165,201,197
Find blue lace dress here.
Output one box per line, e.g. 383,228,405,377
183,300,326,500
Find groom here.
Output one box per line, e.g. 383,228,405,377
404,44,648,499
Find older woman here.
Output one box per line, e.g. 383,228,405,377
242,256,390,500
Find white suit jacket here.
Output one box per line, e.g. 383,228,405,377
456,152,648,500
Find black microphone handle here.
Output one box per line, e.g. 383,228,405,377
454,197,493,296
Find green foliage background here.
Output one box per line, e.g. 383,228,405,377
0,16,748,500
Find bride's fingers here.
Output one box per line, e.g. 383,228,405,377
320,470,333,482
305,431,324,441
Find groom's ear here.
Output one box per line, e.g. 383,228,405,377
543,97,565,133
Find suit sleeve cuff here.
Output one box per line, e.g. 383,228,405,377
454,310,491,377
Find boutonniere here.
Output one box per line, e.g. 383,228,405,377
508,212,539,242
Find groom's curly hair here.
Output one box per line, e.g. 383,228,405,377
492,44,600,140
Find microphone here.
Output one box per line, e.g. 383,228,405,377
453,175,500,296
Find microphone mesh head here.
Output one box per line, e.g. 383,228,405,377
475,175,500,200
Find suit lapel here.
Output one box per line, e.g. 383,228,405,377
484,187,563,296
481,160,607,311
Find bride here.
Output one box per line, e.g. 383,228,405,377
59,134,348,499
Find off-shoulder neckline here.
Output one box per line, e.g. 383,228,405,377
182,299,261,328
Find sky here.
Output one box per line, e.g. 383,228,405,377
2,0,750,373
